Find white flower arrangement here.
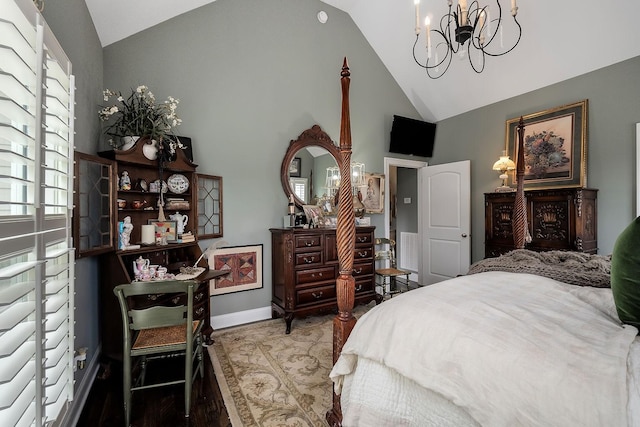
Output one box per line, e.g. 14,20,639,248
99,85,182,149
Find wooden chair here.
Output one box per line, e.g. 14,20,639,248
113,280,204,426
374,237,411,299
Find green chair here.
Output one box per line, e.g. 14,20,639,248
374,237,411,299
113,280,204,426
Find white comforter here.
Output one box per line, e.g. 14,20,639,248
330,272,639,426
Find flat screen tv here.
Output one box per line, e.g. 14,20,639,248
389,115,436,158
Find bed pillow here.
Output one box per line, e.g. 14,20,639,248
611,216,640,330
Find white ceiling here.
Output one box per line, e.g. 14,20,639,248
85,0,640,122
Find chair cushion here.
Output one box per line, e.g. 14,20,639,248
611,217,640,331
133,320,201,350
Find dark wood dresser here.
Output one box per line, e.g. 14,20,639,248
270,226,378,333
484,188,598,258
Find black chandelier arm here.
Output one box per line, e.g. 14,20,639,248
412,35,454,79
481,16,522,57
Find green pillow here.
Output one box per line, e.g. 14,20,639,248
611,216,640,330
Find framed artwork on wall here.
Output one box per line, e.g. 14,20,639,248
208,244,263,295
505,99,588,190
289,157,301,177
362,172,385,213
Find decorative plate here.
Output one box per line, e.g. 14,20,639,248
167,174,189,194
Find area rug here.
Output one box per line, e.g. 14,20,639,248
208,304,373,427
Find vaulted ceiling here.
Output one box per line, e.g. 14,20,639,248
85,0,640,122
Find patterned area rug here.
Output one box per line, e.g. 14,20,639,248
208,304,373,427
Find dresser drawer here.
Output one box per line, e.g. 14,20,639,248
295,235,322,250
295,251,322,267
354,278,374,294
297,284,336,305
352,262,373,277
194,302,207,320
353,247,373,260
296,266,336,285
355,232,373,246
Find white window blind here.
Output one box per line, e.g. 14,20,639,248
0,0,75,426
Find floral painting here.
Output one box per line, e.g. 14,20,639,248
506,100,588,190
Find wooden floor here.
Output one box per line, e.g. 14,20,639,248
77,349,231,427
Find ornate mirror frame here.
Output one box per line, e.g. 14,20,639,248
280,124,341,209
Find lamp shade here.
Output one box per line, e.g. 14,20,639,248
492,152,516,172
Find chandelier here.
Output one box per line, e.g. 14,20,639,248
412,0,522,79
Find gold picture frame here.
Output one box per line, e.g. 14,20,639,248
505,99,588,189
208,244,263,295
362,172,385,213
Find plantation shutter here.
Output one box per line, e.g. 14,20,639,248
0,0,75,426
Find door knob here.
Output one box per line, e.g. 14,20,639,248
461,233,468,238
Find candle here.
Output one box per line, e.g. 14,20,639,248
459,0,468,26
414,0,420,34
141,224,155,245
478,10,485,45
425,16,431,57
511,0,518,16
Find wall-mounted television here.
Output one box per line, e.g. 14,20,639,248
389,115,436,158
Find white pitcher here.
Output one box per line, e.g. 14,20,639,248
133,256,150,279
170,211,188,236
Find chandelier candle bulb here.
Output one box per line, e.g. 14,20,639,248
459,0,468,25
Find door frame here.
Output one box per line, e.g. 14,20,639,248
383,157,428,281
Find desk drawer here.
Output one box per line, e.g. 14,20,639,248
296,266,336,285
295,251,322,267
355,278,374,294
297,284,336,305
355,232,373,246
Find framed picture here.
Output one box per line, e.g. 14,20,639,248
289,157,301,177
362,172,385,213
147,220,177,243
208,244,263,295
506,100,588,189
302,204,324,227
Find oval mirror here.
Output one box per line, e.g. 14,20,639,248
281,125,341,209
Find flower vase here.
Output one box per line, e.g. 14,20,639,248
120,135,139,151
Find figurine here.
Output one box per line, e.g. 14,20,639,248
120,216,133,248
120,171,131,190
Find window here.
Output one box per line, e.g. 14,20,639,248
289,178,308,203
0,1,75,425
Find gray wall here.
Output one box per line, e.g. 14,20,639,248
433,56,640,262
42,0,104,416
102,0,421,316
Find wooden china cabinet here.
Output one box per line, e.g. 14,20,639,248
96,140,209,361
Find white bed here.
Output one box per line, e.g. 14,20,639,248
330,270,640,426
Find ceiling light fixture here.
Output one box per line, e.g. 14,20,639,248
412,0,522,79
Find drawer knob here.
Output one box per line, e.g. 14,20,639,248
195,292,204,301
357,251,367,258
357,237,367,243
195,307,204,316
355,284,362,291
312,291,323,299
304,256,315,263
172,297,180,304
304,241,313,247
312,272,323,278
353,267,362,274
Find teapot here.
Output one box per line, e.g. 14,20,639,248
133,256,150,279
170,211,188,236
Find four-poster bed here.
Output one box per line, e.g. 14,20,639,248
326,63,640,425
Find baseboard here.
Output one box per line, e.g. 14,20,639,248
55,344,101,427
211,306,272,330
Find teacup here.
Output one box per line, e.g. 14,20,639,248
117,199,126,209
132,200,147,209
156,266,168,279
149,264,159,277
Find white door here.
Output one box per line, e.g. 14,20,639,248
420,160,471,284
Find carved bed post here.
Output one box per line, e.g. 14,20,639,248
512,116,530,248
326,58,356,427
